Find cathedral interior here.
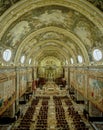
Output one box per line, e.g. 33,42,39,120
0,0,103,129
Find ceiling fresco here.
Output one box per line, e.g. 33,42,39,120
0,0,103,16
2,6,74,47
0,0,103,67
2,5,102,48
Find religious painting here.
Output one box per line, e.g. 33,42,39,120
2,5,74,48
3,80,15,101
76,74,85,94
88,77,103,108
19,74,27,96
31,6,74,29
0,83,4,107
70,71,75,88
6,21,31,47
74,20,93,49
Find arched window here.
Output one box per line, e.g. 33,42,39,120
78,55,83,63
29,58,32,64
66,60,68,65
93,49,102,61
20,55,25,64
3,49,12,62
70,58,74,64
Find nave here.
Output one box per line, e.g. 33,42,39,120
11,83,94,130
0,0,103,129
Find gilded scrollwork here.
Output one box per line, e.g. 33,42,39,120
87,0,103,11
0,0,21,16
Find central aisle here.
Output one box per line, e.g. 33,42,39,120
48,96,56,129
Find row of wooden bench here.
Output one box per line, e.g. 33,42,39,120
53,96,70,130
13,98,40,130
35,98,50,130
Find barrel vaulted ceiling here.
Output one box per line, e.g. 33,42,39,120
0,0,103,67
